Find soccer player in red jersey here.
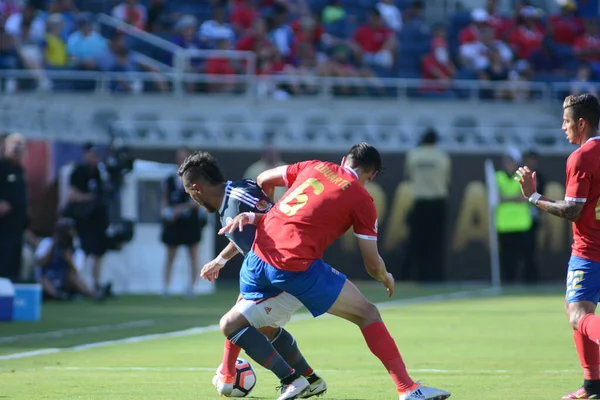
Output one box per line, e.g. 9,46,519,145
515,94,600,399
218,143,451,400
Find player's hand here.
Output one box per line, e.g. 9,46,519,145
200,259,225,283
382,272,395,297
0,201,12,216
514,166,537,198
218,213,251,235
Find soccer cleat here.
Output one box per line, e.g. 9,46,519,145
277,376,310,400
299,373,327,398
212,373,234,397
562,387,600,399
399,384,451,400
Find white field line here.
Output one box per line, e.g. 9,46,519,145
28,367,579,375
0,288,496,362
0,320,155,344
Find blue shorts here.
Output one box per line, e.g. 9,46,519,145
566,255,600,304
240,250,347,317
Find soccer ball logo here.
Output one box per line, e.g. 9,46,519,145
215,358,257,397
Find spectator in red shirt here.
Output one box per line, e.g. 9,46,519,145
231,0,258,36
205,38,238,93
547,0,584,45
507,6,544,60
486,0,511,37
236,17,274,54
352,8,396,70
574,19,600,64
111,0,147,31
421,29,456,94
459,8,490,45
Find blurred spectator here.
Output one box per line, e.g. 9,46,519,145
291,14,324,55
548,0,584,45
402,128,450,282
460,25,512,72
376,0,402,33
67,13,109,71
231,0,259,36
421,26,456,95
172,15,206,50
479,49,514,100
402,0,424,23
35,218,107,301
352,8,395,71
161,148,206,298
507,6,543,60
0,0,21,18
0,19,24,74
4,1,45,44
146,0,169,33
574,19,600,74
529,38,566,77
267,5,294,58
111,0,147,31
65,142,110,293
244,146,287,201
459,8,490,45
485,0,511,39
570,63,598,97
322,0,346,24
47,0,79,39
199,6,234,47
44,13,68,68
0,133,29,281
205,39,239,93
237,18,274,54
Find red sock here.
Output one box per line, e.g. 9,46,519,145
220,339,242,377
574,330,600,380
361,322,415,392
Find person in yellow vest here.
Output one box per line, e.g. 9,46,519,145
495,147,534,284
243,146,287,202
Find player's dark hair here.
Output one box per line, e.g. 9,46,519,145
345,142,382,174
564,93,600,129
177,151,226,186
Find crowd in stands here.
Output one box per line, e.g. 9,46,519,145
0,0,599,98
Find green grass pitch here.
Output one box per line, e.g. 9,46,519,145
0,283,581,399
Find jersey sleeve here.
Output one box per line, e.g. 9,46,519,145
352,193,378,241
565,152,592,203
284,160,319,188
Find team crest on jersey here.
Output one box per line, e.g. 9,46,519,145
256,199,269,212
265,307,272,315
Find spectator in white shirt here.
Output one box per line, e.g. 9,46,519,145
376,0,402,32
199,6,234,47
459,25,512,72
4,1,45,44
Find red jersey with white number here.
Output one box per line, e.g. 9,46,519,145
252,160,378,272
565,137,600,263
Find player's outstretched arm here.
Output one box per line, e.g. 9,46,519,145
200,242,240,283
357,238,394,297
515,166,584,222
218,212,266,235
257,165,289,200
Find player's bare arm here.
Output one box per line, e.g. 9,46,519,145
514,166,584,222
357,238,394,297
201,242,240,283
257,165,289,200
218,212,266,235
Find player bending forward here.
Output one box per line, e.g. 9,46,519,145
515,94,600,400
218,143,451,400
178,151,327,398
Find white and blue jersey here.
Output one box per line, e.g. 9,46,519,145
218,179,273,255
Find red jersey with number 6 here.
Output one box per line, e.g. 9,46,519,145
252,160,378,272
565,137,600,263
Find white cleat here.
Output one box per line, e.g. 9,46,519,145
212,373,234,397
299,374,327,398
399,384,451,400
277,376,310,400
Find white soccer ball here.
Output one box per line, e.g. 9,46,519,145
215,358,257,397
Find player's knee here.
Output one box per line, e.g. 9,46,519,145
568,308,590,330
220,313,239,337
355,302,382,328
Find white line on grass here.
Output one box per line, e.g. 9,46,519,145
0,320,155,344
37,367,578,375
0,288,497,362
